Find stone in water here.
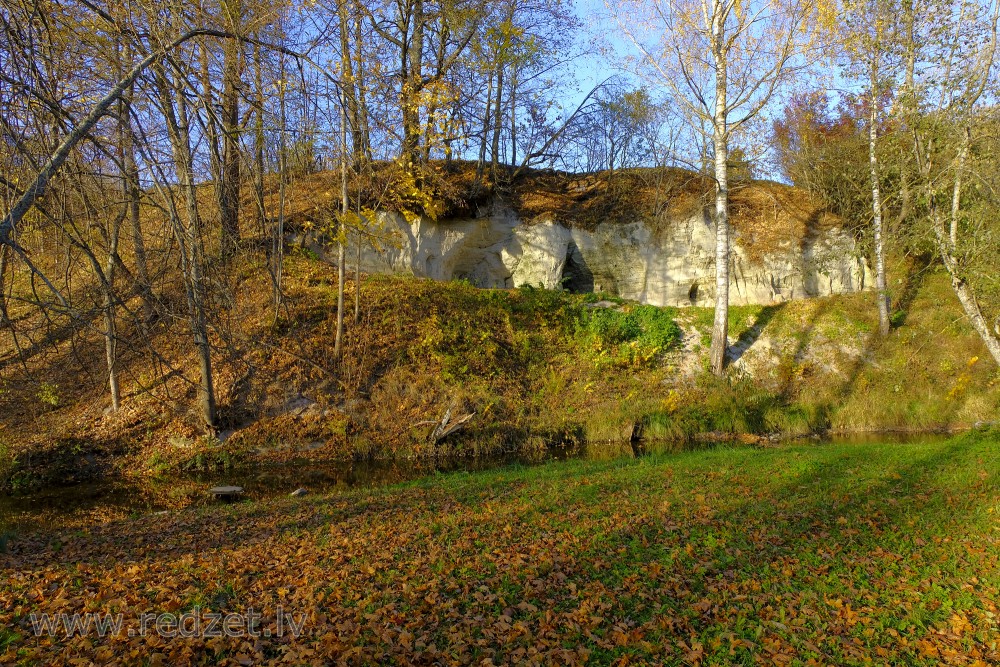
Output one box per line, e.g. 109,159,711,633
210,485,244,500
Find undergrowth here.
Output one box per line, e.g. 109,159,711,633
411,284,682,383
143,436,250,476
577,303,682,368
641,374,831,441
3,258,999,479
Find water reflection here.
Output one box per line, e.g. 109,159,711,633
0,432,954,532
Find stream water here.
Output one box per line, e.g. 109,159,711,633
0,446,593,531
0,432,953,533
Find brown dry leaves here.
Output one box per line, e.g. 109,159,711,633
3,435,1000,666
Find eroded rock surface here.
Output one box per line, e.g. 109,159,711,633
331,204,871,307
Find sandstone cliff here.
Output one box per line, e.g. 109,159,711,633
335,209,869,307
292,168,872,307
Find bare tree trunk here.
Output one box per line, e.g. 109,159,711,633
355,236,362,324
894,0,917,232
0,246,8,325
219,31,243,259
423,99,439,165
353,4,372,161
338,0,364,157
274,53,288,315
443,104,459,163
252,41,266,236
476,71,494,183
102,58,126,410
401,0,424,169
200,44,223,219
509,70,517,167
124,129,154,323
355,200,362,324
103,221,121,412
334,96,348,358
119,40,155,324
869,68,890,337
158,63,217,428
708,10,730,377
490,66,504,175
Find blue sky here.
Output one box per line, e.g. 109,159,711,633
564,0,838,181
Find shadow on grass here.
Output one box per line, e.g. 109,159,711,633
775,299,831,402
4,433,997,665
574,435,995,662
727,302,786,365
889,254,932,330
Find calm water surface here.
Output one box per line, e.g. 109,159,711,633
0,432,952,532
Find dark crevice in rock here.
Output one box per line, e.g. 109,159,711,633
561,243,594,293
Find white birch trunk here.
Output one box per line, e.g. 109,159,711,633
933,211,1000,365
868,68,890,337
708,2,730,376
935,127,1000,365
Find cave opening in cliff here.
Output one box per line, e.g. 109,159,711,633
561,244,594,293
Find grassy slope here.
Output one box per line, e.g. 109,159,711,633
2,428,999,665
659,262,1000,438
0,255,688,488
1,251,999,491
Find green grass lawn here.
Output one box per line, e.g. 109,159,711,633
2,429,999,665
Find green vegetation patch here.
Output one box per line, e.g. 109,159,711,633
579,304,682,350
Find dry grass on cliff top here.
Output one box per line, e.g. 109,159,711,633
266,162,842,263
511,168,842,263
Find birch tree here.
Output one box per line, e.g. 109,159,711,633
833,0,900,337
908,0,1000,364
607,0,816,375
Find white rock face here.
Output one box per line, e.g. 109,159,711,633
346,208,519,289
339,204,872,307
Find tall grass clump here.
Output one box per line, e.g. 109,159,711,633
641,374,832,441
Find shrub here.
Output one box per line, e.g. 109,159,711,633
632,305,683,350
577,304,681,367
586,308,641,345
0,439,16,488
36,382,60,408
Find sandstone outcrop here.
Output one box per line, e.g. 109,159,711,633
319,200,871,307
